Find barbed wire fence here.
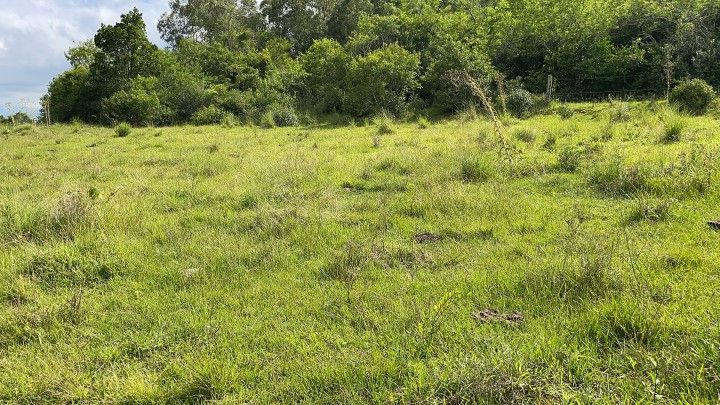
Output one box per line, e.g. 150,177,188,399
0,99,43,126
546,72,672,102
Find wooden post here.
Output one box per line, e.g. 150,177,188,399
546,75,554,101
45,99,51,126
495,73,507,117
664,60,674,101
663,45,674,101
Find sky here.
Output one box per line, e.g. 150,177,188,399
0,0,168,117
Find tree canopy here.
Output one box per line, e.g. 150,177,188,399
44,0,720,125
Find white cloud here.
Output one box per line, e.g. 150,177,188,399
0,0,167,115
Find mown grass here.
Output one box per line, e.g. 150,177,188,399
1,102,719,402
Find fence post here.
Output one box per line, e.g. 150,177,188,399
664,60,674,102
546,75,554,101
45,99,51,126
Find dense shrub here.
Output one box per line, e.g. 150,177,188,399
191,105,231,126
46,68,91,123
102,77,161,126
115,123,132,137
41,1,720,125
345,44,421,117
157,65,208,123
506,88,534,117
270,105,300,127
300,39,350,112
669,79,716,115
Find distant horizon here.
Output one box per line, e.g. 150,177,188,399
0,1,167,117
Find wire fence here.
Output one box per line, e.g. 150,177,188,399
0,100,42,124
549,73,671,102
555,88,666,102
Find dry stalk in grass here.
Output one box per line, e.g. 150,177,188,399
448,70,520,164
495,72,508,117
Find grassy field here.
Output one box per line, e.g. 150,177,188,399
1,102,720,403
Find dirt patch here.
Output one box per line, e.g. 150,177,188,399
414,233,440,244
472,309,524,325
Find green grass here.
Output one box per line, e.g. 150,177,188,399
1,102,720,402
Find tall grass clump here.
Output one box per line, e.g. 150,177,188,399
587,156,650,196
609,101,631,123
49,191,95,238
557,146,583,172
459,154,495,183
556,103,574,119
22,245,117,288
374,112,396,135
514,215,621,305
582,298,670,349
660,115,687,143
627,195,675,223
320,240,367,296
115,122,131,137
512,128,536,144
417,115,430,129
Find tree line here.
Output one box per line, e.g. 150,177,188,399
43,0,720,126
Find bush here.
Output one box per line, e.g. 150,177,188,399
115,123,131,137
300,39,350,113
157,66,208,123
506,88,534,117
191,105,231,126
102,77,161,126
513,128,536,143
345,44,421,117
46,67,91,123
271,105,299,127
669,79,716,115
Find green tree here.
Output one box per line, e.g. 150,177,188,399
158,0,263,49
65,40,99,69
261,0,340,53
89,8,162,102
